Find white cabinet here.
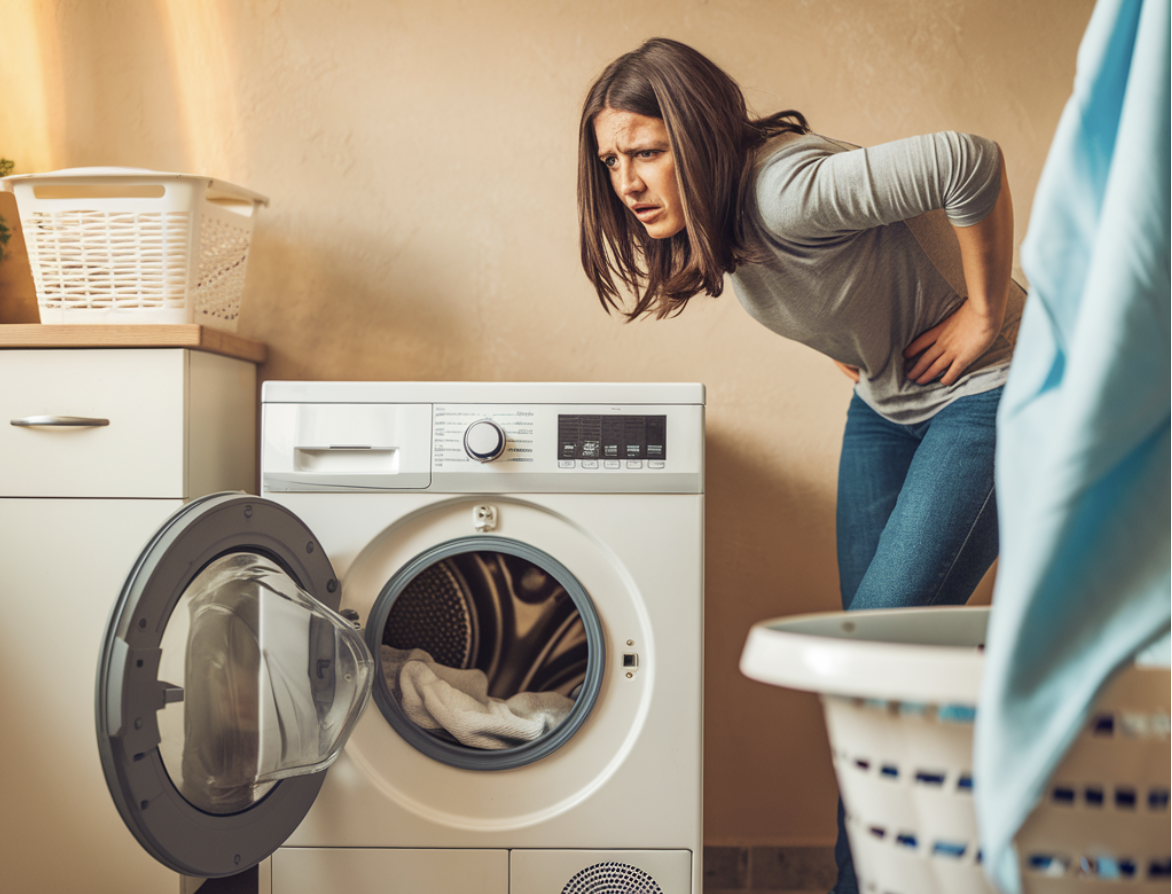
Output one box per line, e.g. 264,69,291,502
0,346,257,894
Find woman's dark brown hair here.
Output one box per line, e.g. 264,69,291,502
578,38,808,320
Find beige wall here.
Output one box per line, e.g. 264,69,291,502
1,0,1094,846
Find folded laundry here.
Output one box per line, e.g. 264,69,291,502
381,646,575,749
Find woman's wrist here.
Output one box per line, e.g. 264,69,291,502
965,293,1008,330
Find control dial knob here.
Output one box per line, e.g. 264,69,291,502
463,418,507,463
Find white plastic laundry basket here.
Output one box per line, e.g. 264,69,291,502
740,607,1171,894
0,167,269,330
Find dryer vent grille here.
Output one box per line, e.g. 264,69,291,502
561,861,665,894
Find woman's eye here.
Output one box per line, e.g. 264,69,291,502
601,156,617,169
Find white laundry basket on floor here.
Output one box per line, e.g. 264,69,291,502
740,607,1171,894
1,167,268,330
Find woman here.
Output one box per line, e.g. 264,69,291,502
577,37,1024,894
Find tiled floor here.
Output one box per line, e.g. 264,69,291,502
703,845,835,893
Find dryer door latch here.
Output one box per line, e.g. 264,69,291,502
624,652,639,678
473,504,498,532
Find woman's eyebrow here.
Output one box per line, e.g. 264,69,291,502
599,140,668,159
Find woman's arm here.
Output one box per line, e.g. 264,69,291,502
904,149,1014,385
759,132,1004,240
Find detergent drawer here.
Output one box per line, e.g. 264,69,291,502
262,401,434,492
268,848,508,893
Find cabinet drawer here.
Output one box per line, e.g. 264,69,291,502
269,849,509,894
1,349,186,497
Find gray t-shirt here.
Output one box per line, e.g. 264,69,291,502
729,131,1026,424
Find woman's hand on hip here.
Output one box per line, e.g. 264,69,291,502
904,300,1000,385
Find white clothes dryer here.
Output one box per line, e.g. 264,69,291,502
95,381,705,894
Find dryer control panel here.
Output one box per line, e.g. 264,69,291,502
428,403,699,493
261,381,705,495
556,414,667,465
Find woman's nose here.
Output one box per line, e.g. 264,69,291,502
618,162,643,196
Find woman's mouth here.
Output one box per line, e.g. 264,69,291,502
633,204,661,222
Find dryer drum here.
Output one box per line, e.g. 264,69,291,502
368,537,605,769
381,560,478,671
381,552,588,741
383,551,588,698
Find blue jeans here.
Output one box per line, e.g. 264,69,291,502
830,387,1002,894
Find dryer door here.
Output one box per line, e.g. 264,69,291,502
95,492,374,879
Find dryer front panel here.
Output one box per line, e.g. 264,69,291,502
279,492,696,845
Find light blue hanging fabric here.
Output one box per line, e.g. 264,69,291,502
974,0,1170,891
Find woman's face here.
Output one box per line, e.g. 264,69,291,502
593,108,685,239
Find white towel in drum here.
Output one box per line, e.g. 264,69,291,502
380,646,574,749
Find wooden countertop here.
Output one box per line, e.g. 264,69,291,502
0,324,267,364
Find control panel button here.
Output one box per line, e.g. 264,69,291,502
626,461,643,469
582,460,598,469
649,461,665,469
558,460,576,469
464,419,507,463
604,460,621,470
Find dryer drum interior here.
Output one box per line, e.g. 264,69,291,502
367,536,606,770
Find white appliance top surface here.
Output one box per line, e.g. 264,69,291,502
262,381,705,405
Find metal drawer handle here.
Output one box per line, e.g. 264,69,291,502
11,415,111,427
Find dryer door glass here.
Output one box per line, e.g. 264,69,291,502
156,552,373,815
